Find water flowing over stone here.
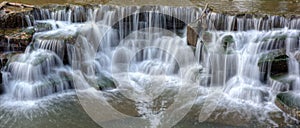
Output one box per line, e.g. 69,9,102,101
0,3,300,128
2,49,73,100
205,12,300,31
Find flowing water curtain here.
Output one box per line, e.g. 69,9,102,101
72,5,206,128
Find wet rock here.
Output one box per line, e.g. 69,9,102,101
0,2,34,29
34,22,53,32
30,26,77,65
187,21,200,47
275,92,300,120
258,50,289,83
97,75,117,90
221,35,234,51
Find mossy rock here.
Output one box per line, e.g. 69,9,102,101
276,92,300,120
221,35,234,51
97,75,117,90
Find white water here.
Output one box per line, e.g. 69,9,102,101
0,4,300,127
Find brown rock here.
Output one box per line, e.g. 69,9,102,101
187,21,200,47
0,2,34,29
0,28,35,52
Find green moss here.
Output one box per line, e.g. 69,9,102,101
258,50,288,66
277,92,300,109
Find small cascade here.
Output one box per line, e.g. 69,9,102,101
198,28,300,105
206,12,300,31
32,5,88,23
2,49,73,100
33,38,65,59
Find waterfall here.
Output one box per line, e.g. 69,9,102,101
198,29,300,104
1,3,300,127
206,12,300,31
2,49,73,100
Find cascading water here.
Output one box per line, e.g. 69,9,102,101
0,3,299,128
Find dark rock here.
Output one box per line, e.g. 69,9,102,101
97,74,116,90
258,50,289,83
0,84,3,94
112,11,186,39
221,35,234,51
69,5,88,23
